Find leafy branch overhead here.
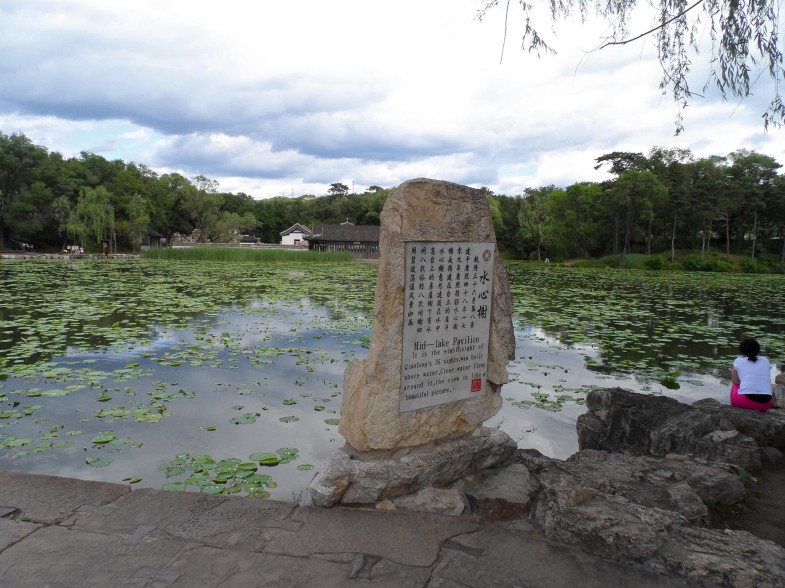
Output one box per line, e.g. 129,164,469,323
478,0,785,132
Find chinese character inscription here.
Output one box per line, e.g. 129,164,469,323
400,241,494,412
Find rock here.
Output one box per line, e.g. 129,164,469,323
577,388,785,470
464,464,539,521
309,427,517,507
507,449,748,563
658,526,785,587
393,487,466,516
773,381,785,409
338,178,516,451
760,446,783,463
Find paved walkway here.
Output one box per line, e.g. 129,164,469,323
0,470,689,587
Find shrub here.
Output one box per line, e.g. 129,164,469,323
644,256,665,270
681,256,733,272
142,246,354,263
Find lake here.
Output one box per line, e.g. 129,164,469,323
1,260,783,500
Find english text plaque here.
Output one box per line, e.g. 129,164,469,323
400,241,494,412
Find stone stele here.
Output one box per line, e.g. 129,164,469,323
338,178,516,452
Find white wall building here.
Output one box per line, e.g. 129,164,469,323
279,223,312,246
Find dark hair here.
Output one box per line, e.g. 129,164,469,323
739,337,761,362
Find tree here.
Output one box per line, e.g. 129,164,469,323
485,192,505,237
480,0,785,131
212,211,257,242
0,132,48,249
518,187,551,260
727,150,781,260
192,174,219,194
610,171,667,261
328,182,349,196
67,186,116,251
125,193,150,251
6,181,53,242
691,155,727,259
647,147,694,260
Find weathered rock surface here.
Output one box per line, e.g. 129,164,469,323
463,463,539,521
393,487,467,516
338,178,516,451
309,427,517,507
577,387,785,470
370,388,785,586
774,374,785,408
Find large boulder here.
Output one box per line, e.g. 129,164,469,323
338,179,516,452
508,448,785,586
577,388,785,470
309,427,517,507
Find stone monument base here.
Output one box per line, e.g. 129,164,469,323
309,427,517,507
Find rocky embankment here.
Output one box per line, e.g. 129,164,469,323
324,382,785,586
458,385,785,587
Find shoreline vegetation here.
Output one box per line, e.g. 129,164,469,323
142,247,354,263
2,132,784,272
2,245,784,273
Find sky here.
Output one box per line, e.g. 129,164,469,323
2,0,785,198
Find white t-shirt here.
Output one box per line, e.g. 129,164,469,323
733,356,773,395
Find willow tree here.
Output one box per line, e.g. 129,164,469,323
479,0,785,132
67,186,115,251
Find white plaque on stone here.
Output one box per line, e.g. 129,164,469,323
400,241,495,412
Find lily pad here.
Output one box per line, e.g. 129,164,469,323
91,431,117,444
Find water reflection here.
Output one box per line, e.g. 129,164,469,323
2,261,783,501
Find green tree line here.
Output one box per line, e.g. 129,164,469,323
0,132,390,252
490,148,785,268
2,132,784,266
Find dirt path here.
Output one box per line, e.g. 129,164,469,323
712,459,785,548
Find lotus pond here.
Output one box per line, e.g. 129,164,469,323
1,259,783,501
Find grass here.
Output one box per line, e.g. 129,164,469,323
568,249,785,274
142,246,354,263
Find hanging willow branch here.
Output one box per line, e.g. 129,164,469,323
477,0,785,133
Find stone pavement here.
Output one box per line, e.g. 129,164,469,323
0,471,696,587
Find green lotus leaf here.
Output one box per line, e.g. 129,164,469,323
162,482,187,492
91,431,116,444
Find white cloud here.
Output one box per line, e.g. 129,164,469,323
1,0,783,197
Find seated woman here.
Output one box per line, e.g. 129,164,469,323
731,337,774,411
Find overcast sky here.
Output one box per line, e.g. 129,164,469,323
2,0,785,198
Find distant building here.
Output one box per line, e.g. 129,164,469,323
305,221,380,258
279,223,312,246
141,229,165,250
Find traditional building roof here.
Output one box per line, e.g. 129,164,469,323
279,223,312,236
306,223,380,242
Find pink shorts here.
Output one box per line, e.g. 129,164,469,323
730,383,773,411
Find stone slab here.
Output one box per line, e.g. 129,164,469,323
162,544,356,587
263,505,478,567
0,518,40,550
71,488,296,551
0,524,186,587
0,470,130,524
434,524,682,587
